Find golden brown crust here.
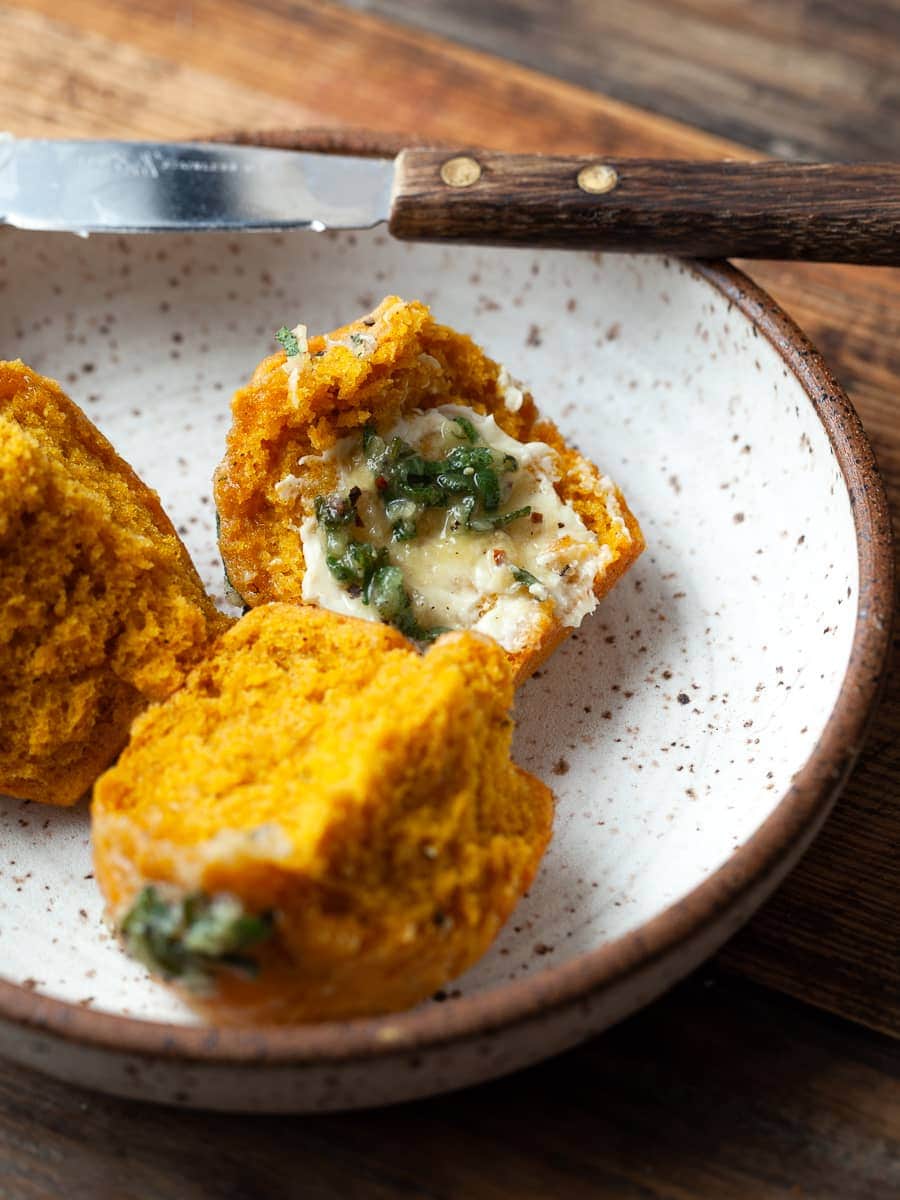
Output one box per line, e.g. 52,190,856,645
0,361,231,806
92,603,554,1023
214,298,643,683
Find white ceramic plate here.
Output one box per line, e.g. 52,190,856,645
0,224,890,1110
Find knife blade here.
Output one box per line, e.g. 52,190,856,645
2,136,899,264
0,136,394,233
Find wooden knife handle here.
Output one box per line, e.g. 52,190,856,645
388,150,900,265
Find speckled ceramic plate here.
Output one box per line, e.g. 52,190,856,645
0,148,892,1110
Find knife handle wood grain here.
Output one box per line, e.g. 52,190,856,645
388,150,900,265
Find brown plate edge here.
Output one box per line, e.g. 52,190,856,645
0,132,892,1069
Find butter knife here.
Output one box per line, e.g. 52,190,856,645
1,136,898,264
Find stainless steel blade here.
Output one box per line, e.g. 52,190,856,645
0,136,395,233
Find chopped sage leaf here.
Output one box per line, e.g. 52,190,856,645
327,539,386,590
314,415,532,641
366,563,408,621
411,622,450,644
446,494,476,530
444,445,495,472
451,415,478,443
365,563,446,642
120,886,273,986
275,325,300,357
434,470,475,495
468,505,532,532
473,466,501,511
314,492,357,528
511,565,542,590
313,491,397,601
385,497,422,541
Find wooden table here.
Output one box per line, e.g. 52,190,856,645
1,1,898,1195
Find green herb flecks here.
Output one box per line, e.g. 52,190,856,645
313,492,357,528
468,505,532,533
314,416,531,643
120,886,273,988
451,415,478,444
511,565,541,589
362,422,529,541
313,489,446,642
510,564,548,600
365,563,448,643
315,489,388,593
275,325,300,357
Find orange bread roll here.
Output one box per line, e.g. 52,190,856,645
92,603,553,1024
214,298,643,683
0,361,230,805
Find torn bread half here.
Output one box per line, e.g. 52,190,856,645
93,603,553,1023
213,297,643,683
0,361,230,805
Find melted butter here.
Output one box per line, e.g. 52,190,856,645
295,405,617,651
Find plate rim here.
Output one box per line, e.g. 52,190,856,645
0,135,892,1070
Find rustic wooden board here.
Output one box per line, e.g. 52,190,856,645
0,972,896,1200
347,0,900,162
0,0,897,1034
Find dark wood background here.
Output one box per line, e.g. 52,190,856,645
3,975,898,1200
0,1,898,1196
346,0,900,162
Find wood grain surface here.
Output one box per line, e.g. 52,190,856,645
0,972,897,1200
390,150,900,261
346,0,900,162
0,1,898,1194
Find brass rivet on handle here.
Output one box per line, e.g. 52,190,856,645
440,155,482,188
577,163,619,194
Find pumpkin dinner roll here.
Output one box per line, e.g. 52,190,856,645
92,603,554,1024
0,361,230,806
214,297,643,684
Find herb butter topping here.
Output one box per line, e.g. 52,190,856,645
120,886,272,988
292,406,616,651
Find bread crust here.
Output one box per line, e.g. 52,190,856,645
92,603,554,1023
0,361,230,805
214,298,643,683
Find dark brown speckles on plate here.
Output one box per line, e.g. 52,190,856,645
0,129,890,1111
